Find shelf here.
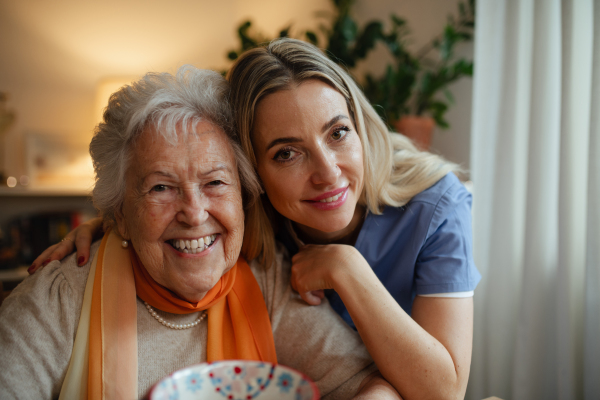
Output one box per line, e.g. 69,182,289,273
0,186,92,197
0,266,28,282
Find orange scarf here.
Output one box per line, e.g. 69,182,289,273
87,230,277,399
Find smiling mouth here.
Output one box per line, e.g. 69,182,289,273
317,192,343,203
168,234,217,254
305,187,348,203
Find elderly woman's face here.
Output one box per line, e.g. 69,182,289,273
116,121,244,302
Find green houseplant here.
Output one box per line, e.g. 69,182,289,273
227,0,475,150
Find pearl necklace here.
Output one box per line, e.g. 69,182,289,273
144,301,207,330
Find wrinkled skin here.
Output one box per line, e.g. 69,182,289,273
115,122,245,302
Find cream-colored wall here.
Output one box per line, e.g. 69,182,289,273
352,0,473,172
0,0,472,182
0,0,336,180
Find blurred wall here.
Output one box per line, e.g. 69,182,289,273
0,0,472,180
352,0,473,172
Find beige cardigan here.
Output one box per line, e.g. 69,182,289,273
0,242,376,399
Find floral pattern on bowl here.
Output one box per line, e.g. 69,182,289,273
149,360,319,400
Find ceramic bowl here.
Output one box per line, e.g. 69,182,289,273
149,360,319,400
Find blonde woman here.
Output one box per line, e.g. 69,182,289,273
31,38,480,400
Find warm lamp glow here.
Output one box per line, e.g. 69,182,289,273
94,78,135,127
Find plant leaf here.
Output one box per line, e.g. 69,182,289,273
305,31,319,45
443,89,455,104
279,26,291,38
353,21,383,59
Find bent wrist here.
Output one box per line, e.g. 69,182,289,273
330,246,374,292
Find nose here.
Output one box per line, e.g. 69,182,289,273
176,187,209,227
309,146,340,186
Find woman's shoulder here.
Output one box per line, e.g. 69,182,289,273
5,241,100,306
0,241,101,399
408,172,470,207
248,243,292,311
360,173,472,250
371,173,470,224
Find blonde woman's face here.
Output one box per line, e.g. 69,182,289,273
252,79,364,239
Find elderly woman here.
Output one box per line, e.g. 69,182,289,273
0,67,400,399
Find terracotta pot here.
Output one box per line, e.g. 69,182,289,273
393,116,435,151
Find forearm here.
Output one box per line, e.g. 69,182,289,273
352,372,402,399
334,266,468,400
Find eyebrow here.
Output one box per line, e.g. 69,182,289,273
148,171,177,179
264,114,350,151
203,164,233,175
142,164,232,182
322,114,349,132
265,136,303,151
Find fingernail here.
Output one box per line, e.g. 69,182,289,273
77,256,85,266
28,265,36,274
42,258,51,267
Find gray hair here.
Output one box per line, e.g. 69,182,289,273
90,65,261,227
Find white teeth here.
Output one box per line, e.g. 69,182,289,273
319,193,342,203
171,235,217,253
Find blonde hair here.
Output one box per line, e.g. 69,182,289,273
227,38,458,266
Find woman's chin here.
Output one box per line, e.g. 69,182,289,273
172,284,211,303
295,217,354,238
298,200,359,232
167,273,222,302
293,203,365,242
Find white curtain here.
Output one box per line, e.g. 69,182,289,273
467,0,599,399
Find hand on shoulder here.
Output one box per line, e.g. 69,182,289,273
28,217,104,275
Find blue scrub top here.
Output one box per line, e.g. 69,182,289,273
278,172,481,329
